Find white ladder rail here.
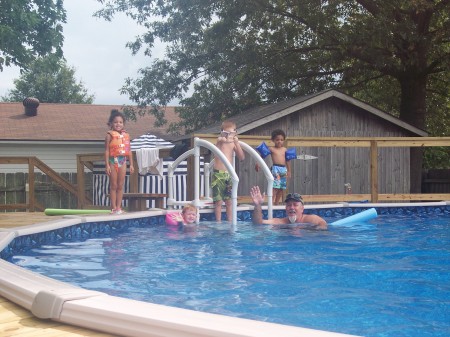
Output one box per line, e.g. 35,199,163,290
166,148,195,209
167,138,275,226
237,141,274,219
194,138,240,228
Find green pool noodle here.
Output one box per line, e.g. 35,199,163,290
45,208,112,216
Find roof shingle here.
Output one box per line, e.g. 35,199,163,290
0,102,181,141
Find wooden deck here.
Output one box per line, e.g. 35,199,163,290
0,212,118,337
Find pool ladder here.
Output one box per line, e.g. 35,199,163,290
166,137,274,228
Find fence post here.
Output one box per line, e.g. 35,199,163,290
370,140,378,203
129,151,139,193
77,154,85,208
28,158,35,212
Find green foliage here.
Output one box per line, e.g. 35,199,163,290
424,147,450,169
2,55,95,104
0,0,66,70
96,0,449,138
423,70,450,168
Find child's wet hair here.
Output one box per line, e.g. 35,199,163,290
182,204,197,214
271,129,286,140
107,109,126,126
221,120,237,131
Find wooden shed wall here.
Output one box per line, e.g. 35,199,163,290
236,98,412,197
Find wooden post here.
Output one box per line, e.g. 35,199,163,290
28,158,35,212
129,151,139,193
187,138,195,201
370,140,378,203
76,154,86,208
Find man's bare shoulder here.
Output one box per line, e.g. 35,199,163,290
302,214,328,229
262,217,289,225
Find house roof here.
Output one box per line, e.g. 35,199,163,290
0,102,180,142
177,89,427,139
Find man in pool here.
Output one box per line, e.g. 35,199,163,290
250,186,328,230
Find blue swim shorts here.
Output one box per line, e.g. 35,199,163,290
272,165,287,190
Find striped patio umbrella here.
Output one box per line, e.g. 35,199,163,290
130,133,174,150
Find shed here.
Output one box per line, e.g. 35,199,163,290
186,89,428,197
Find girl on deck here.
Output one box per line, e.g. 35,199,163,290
105,110,134,214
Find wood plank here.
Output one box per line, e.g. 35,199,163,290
194,135,450,147
0,203,28,210
370,141,378,203
377,138,450,147
240,193,450,203
0,157,30,164
378,193,450,201
109,193,168,211
76,154,86,209
122,193,167,198
32,158,78,196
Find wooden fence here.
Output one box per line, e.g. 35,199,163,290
1,136,449,212
0,172,92,211
422,169,450,193
0,157,82,212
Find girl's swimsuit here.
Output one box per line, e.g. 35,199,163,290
109,155,126,168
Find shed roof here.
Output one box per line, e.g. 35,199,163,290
0,102,180,142
179,89,427,139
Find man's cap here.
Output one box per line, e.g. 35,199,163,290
285,193,304,204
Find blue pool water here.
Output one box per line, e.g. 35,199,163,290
5,210,450,337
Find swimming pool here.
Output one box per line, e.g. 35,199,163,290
1,203,449,337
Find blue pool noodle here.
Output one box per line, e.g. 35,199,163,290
330,208,377,226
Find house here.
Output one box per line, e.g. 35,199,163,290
0,100,180,173
0,90,432,203
183,89,428,196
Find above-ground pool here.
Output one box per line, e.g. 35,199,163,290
1,204,450,337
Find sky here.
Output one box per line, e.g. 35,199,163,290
0,0,161,105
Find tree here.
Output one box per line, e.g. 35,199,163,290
352,65,450,169
0,0,66,71
2,55,95,104
96,0,450,189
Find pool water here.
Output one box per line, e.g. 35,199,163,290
10,213,450,337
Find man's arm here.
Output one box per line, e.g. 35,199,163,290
250,186,265,224
250,186,280,225
302,214,328,230
252,203,265,225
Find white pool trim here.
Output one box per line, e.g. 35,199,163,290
1,202,448,337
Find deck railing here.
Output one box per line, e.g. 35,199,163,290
76,149,172,209
0,157,78,211
192,135,450,203
1,137,449,211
